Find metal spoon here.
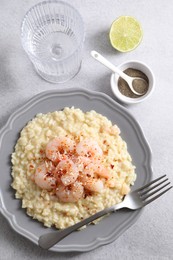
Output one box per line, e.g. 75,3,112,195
91,50,147,96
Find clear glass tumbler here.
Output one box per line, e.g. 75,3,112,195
21,0,85,83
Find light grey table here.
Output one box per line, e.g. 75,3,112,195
0,0,173,259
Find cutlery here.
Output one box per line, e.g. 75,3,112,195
91,50,147,96
39,174,172,249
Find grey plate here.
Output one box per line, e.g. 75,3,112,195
0,88,153,252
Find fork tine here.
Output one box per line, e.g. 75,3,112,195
142,186,173,206
136,175,166,192
139,178,168,196
141,182,170,200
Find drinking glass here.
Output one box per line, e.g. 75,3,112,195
21,0,85,83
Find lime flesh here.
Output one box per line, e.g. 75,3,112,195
109,16,143,52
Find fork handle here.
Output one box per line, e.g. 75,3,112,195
39,206,117,249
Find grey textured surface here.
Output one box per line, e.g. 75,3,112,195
0,0,173,259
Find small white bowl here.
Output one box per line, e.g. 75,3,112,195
110,60,155,104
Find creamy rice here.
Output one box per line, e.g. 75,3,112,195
11,107,136,229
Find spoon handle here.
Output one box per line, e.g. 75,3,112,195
91,50,130,82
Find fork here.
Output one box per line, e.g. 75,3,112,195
38,175,172,249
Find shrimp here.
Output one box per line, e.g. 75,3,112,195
75,156,91,166
79,174,104,193
84,163,111,179
44,159,56,173
54,159,79,186
76,139,103,158
45,137,75,163
78,162,111,193
72,156,92,172
78,167,103,193
56,181,84,202
34,162,56,190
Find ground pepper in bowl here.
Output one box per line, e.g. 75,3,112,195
118,68,149,98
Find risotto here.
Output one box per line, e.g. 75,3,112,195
11,107,136,229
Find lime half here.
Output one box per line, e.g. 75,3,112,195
109,16,143,52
